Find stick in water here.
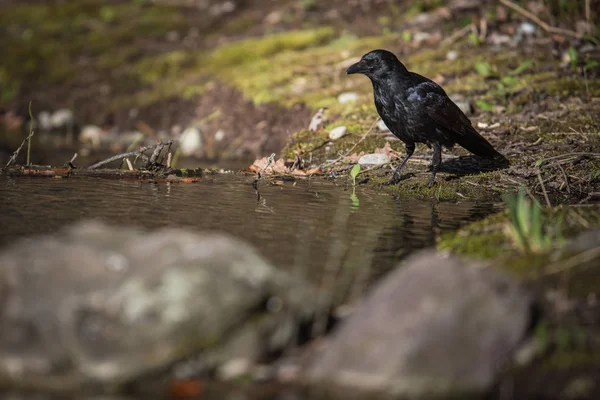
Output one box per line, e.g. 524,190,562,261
253,153,276,188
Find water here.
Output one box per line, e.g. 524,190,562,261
0,174,499,399
0,174,497,291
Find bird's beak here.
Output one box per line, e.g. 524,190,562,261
346,60,365,75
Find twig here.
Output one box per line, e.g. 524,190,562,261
147,140,173,167
557,164,571,193
6,130,35,167
536,170,551,207
88,145,155,169
126,159,133,171
499,0,582,39
167,152,172,169
542,246,600,277
67,153,78,169
27,101,33,166
539,152,600,167
441,23,474,45
253,153,276,188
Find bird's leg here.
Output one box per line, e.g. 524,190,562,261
384,143,415,185
427,142,442,188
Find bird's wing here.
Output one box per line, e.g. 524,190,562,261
407,80,501,158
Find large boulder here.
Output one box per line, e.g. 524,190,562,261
0,221,321,392
306,250,534,399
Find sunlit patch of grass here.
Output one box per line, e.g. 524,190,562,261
504,189,562,253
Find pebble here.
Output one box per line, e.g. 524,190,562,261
449,94,472,116
446,50,459,61
217,358,251,381
79,125,103,149
214,129,225,142
358,153,390,166
179,127,202,156
337,92,358,104
328,126,347,140
377,120,390,132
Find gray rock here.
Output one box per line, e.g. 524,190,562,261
338,92,358,104
179,126,202,156
306,250,533,398
358,153,390,166
450,94,472,116
376,120,390,132
0,221,321,392
328,126,347,141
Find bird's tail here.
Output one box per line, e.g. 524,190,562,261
456,129,509,166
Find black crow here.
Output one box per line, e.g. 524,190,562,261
346,49,508,187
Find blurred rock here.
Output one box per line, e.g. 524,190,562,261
446,50,459,61
358,153,390,166
449,94,472,116
306,250,534,399
328,126,347,141
50,109,74,128
308,107,326,132
214,129,225,142
179,126,202,157
79,125,104,149
338,92,358,104
38,109,74,131
376,120,390,132
0,221,322,392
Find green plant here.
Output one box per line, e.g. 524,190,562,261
474,61,494,77
349,163,361,206
468,31,480,47
476,100,494,112
350,163,360,186
503,189,561,253
568,46,578,70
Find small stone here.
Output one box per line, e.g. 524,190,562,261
377,120,390,132
477,122,489,129
358,153,390,166
214,129,225,142
446,50,459,61
217,358,251,381
449,94,472,116
328,126,347,140
338,92,358,104
413,32,431,45
518,22,536,35
50,109,74,128
79,125,104,149
179,127,202,157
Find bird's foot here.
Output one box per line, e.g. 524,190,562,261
427,174,437,188
383,173,403,186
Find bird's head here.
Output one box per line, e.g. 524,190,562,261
346,49,407,81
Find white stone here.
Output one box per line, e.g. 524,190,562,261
79,125,103,149
217,358,251,381
338,92,358,104
377,120,390,131
328,126,347,140
446,50,459,61
179,127,202,156
358,153,390,166
50,109,74,128
214,129,225,142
